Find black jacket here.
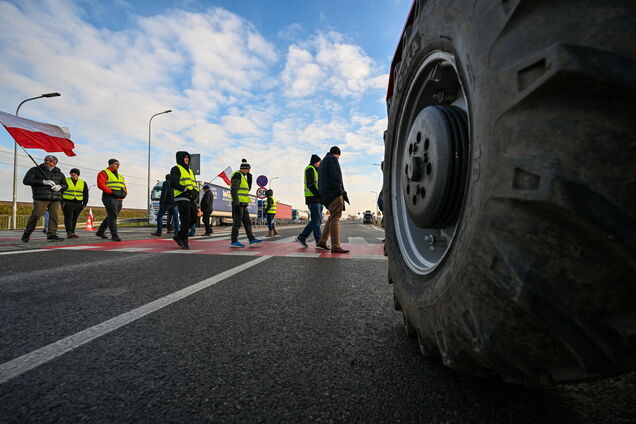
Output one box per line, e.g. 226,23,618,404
23,164,68,201
318,152,348,208
201,190,213,212
305,164,321,205
159,179,174,206
231,171,252,205
170,151,199,204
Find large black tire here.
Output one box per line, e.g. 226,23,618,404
384,0,636,385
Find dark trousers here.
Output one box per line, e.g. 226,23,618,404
231,204,254,242
176,201,197,240
166,205,179,233
266,213,275,231
202,210,213,234
24,200,60,236
299,202,323,242
62,201,84,234
97,197,122,236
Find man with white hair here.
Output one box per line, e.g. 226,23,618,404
21,154,68,242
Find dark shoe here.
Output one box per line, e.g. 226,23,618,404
21,234,29,243
111,235,122,242
167,229,174,234
96,232,108,239
331,247,350,254
316,241,330,250
295,236,308,248
47,235,65,241
181,239,190,250
173,236,183,247
150,232,161,236
72,233,80,238
42,229,47,233
203,232,212,236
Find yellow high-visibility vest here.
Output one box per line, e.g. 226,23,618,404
62,177,85,201
268,196,277,214
173,164,196,197
232,170,250,203
304,165,318,197
104,169,126,193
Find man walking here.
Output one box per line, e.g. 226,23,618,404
96,159,126,242
170,151,199,249
201,185,214,236
230,159,262,247
62,168,88,238
21,155,67,242
264,189,279,237
295,154,322,248
317,146,350,253
151,174,179,236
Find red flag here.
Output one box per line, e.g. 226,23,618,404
0,111,76,156
217,166,232,185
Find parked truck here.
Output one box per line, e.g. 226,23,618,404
384,0,636,385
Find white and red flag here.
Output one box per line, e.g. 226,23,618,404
217,166,232,185
0,110,76,156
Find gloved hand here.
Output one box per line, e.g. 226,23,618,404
51,184,62,192
42,180,55,186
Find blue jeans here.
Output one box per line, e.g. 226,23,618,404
299,203,322,242
266,214,275,230
157,204,179,234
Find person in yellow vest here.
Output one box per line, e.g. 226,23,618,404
96,159,126,242
230,159,262,247
264,189,279,237
295,154,323,248
170,151,199,249
61,168,88,238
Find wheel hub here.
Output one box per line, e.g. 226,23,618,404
402,105,469,229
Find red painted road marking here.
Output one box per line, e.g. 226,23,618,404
44,238,385,258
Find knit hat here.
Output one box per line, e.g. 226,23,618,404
310,154,321,164
44,155,58,164
266,189,273,196
108,158,119,165
70,168,80,176
329,146,341,155
240,158,251,170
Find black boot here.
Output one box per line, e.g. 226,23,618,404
181,238,190,250
172,235,183,247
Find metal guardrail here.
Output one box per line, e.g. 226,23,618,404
0,215,46,231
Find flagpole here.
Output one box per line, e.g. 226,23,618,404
12,93,60,230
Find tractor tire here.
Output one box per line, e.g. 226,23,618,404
384,0,636,385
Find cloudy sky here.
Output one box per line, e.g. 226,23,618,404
0,0,411,215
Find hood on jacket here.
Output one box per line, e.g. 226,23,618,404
176,151,191,168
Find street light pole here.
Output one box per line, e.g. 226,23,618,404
147,110,172,216
370,190,378,217
12,92,61,229
269,176,279,189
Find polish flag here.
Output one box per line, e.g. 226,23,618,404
217,166,232,185
0,110,76,156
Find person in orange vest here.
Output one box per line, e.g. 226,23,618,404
96,159,127,242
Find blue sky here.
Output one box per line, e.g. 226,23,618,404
0,0,411,214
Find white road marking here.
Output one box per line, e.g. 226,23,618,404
106,247,154,252
0,249,51,256
223,251,260,256
159,249,204,254
350,254,387,260
285,252,321,258
50,245,100,250
347,237,368,245
0,255,272,385
377,237,385,241
270,236,296,243
369,225,385,232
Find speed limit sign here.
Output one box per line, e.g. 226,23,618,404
256,187,267,199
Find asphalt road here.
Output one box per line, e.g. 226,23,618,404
0,223,634,423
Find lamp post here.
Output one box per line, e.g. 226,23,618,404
11,92,61,230
269,176,279,189
148,110,171,215
370,190,379,217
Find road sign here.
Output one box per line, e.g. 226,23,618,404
190,154,200,175
256,187,267,199
256,175,268,187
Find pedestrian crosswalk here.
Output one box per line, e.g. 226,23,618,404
45,236,386,260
